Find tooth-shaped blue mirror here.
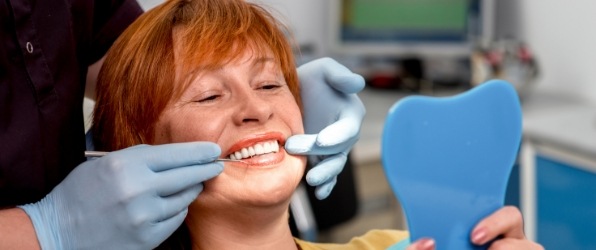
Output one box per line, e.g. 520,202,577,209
382,80,522,249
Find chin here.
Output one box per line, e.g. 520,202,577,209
236,189,295,208
236,155,305,207
198,155,306,209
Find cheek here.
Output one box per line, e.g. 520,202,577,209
155,110,227,143
277,97,304,134
290,114,304,134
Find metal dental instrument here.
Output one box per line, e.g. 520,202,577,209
84,151,245,163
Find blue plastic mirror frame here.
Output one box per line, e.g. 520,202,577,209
382,80,522,249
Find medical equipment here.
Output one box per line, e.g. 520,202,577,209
329,0,495,58
382,80,522,249
85,151,245,163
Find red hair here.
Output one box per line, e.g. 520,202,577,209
92,0,300,151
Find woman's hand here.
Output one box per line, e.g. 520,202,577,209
470,206,543,249
406,206,544,250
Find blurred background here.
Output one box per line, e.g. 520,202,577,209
88,0,596,249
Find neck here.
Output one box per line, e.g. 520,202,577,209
186,200,298,250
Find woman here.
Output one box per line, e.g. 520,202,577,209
92,0,543,249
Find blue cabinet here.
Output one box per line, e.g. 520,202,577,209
507,152,596,249
517,93,596,249
536,155,596,249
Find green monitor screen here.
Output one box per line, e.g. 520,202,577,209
329,0,493,57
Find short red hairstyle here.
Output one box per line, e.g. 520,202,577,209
92,0,300,151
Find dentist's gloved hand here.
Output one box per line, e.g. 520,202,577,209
19,142,223,250
285,57,366,200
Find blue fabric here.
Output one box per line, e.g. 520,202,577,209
387,238,411,250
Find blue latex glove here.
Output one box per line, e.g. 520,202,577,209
20,142,223,249
285,57,366,200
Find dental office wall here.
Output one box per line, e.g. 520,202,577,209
256,0,596,106
137,0,596,105
499,1,596,249
500,0,596,107
137,0,329,59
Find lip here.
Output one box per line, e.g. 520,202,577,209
224,131,286,156
230,147,286,166
223,132,286,167
221,132,286,167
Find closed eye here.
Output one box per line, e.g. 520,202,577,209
196,95,220,103
260,84,280,90
257,81,283,90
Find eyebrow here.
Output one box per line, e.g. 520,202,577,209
179,56,277,96
249,57,278,74
196,56,273,74
252,57,275,66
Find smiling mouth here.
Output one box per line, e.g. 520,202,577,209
228,140,280,160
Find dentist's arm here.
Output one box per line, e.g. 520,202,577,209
285,58,366,199
0,209,40,249
18,142,223,250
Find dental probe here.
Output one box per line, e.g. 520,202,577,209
84,151,245,163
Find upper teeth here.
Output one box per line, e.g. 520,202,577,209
229,140,279,160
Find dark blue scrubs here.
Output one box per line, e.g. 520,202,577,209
0,0,142,206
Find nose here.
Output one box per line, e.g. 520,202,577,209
232,90,273,126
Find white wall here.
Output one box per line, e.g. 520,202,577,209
260,0,596,107
137,0,162,10
137,1,596,107
138,0,329,59
249,1,329,59
506,0,596,106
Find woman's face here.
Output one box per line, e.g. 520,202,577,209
153,49,306,208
